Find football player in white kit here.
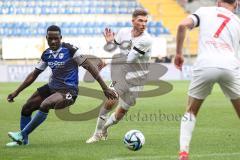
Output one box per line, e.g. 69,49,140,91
174,0,240,159
86,9,152,143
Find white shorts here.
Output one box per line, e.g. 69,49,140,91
188,68,240,100
109,81,143,110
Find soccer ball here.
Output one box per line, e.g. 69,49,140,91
123,130,145,151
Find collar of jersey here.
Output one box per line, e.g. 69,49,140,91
49,46,62,55
217,6,234,15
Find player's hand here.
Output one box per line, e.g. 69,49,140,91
7,92,18,103
174,54,184,71
103,28,115,43
103,88,118,100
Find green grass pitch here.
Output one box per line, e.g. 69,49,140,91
0,81,239,160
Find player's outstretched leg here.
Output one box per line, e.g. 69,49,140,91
6,91,44,147
179,97,203,160
8,92,77,146
8,91,73,145
86,99,118,144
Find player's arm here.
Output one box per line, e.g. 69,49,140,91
7,58,47,102
175,17,195,70
73,51,117,100
83,59,117,99
7,68,43,102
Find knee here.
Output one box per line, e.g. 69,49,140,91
54,99,75,110
105,99,118,110
21,103,35,116
39,101,52,113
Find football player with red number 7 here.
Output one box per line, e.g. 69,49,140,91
174,0,240,159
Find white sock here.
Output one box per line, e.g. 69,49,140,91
180,112,196,153
94,107,111,134
103,112,118,131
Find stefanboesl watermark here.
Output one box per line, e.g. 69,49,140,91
124,110,182,122
124,110,194,122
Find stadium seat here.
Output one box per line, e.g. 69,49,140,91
0,0,170,37
0,21,170,37
1,0,142,15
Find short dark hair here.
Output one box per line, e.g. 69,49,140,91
47,25,61,34
132,9,148,18
221,0,236,4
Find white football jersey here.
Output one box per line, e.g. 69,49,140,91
113,28,152,85
114,28,152,62
189,7,240,70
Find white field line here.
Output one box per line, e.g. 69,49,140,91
104,152,240,160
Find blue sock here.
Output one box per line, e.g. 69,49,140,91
20,115,31,130
20,115,31,144
21,111,48,139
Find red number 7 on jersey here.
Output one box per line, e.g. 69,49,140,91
214,14,230,38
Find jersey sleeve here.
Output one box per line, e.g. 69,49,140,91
127,36,152,62
114,29,123,45
35,60,48,71
188,7,204,28
73,48,87,66
35,50,48,71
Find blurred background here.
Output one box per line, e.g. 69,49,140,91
0,0,238,82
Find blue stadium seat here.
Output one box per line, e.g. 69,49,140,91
0,0,170,37
0,21,170,37
0,0,141,15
